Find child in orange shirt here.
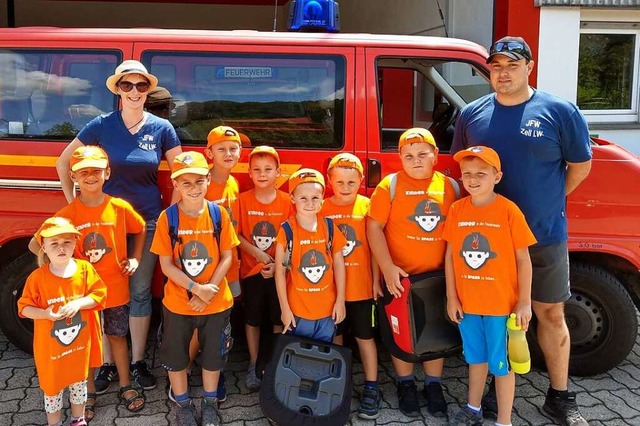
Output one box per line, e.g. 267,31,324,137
30,146,147,420
238,146,290,391
151,151,239,426
18,217,107,426
274,168,347,343
368,128,458,418
320,153,383,419
443,146,536,426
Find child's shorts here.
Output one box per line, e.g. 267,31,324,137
242,274,282,327
458,313,510,376
335,299,376,340
102,304,130,337
43,380,87,413
160,307,233,372
291,315,335,343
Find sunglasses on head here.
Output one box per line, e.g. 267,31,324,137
117,81,151,93
334,158,359,168
298,171,320,179
490,41,531,59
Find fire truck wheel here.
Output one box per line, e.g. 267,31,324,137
528,262,637,377
0,252,37,354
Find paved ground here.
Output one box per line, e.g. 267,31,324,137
1,320,639,426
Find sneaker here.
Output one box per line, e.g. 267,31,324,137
481,377,498,420
130,360,157,390
423,382,447,417
175,401,197,426
397,380,420,417
448,406,482,426
217,372,227,403
201,399,222,426
94,363,117,395
358,386,382,420
245,365,261,392
543,391,589,426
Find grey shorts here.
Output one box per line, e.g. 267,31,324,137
103,304,130,337
530,241,571,304
160,307,233,372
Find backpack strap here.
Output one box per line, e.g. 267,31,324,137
167,203,181,252
388,172,398,202
207,201,222,251
324,217,334,256
281,220,294,270
446,176,461,200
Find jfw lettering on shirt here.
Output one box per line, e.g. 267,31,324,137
521,119,544,138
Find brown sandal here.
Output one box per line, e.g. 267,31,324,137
119,385,145,412
84,392,97,422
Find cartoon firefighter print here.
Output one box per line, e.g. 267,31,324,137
298,249,328,284
50,312,87,346
337,223,361,258
180,240,212,279
252,221,277,252
82,232,112,264
460,232,497,270
408,199,444,233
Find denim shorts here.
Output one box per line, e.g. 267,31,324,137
290,315,335,343
127,221,157,317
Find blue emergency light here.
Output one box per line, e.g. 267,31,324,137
287,0,340,33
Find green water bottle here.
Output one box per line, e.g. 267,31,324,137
506,313,530,374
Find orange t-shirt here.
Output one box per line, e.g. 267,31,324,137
442,195,537,315
18,260,106,395
276,216,347,320
368,170,457,275
238,189,291,279
206,175,241,295
151,203,240,316
56,196,145,308
321,195,373,302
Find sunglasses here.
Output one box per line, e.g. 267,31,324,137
334,158,360,169
489,41,531,60
297,171,320,179
117,81,151,93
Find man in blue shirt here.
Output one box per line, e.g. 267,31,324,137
452,36,592,426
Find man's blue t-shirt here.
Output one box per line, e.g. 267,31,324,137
77,111,181,224
452,90,592,246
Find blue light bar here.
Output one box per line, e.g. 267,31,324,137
287,0,340,33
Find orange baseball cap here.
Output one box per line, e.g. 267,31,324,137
171,151,210,179
398,127,437,150
249,145,280,166
35,217,81,244
327,153,364,176
70,146,109,172
207,125,242,148
453,145,501,172
288,168,325,194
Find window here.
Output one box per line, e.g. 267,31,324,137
0,50,120,140
578,25,640,123
142,51,346,149
376,58,491,152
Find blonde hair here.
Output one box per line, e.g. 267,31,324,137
37,247,50,267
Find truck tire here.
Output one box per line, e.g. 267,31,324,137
529,262,637,376
0,252,37,354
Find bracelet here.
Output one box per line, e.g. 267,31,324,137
187,281,195,291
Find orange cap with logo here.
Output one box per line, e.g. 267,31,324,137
171,151,210,179
35,217,81,244
453,145,501,172
70,146,109,172
327,153,364,176
288,168,325,194
207,126,242,148
398,127,437,150
249,145,280,166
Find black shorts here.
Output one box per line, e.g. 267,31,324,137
160,307,233,372
242,274,282,327
102,304,129,337
530,241,571,303
335,299,376,340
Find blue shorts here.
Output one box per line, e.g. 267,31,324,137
458,313,509,376
290,315,335,343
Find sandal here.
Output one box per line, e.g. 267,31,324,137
119,384,146,412
84,392,97,422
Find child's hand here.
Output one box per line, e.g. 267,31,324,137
58,299,84,318
447,296,464,324
332,301,346,325
189,295,207,312
513,301,532,332
120,258,139,276
256,251,274,265
372,280,384,301
281,308,296,334
260,262,275,279
45,305,64,321
382,264,408,298
193,283,219,304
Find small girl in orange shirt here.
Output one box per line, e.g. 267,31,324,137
18,217,106,426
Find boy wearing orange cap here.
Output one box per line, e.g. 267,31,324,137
237,146,291,391
320,153,383,419
274,168,347,343
151,151,240,426
442,146,536,426
368,128,457,418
